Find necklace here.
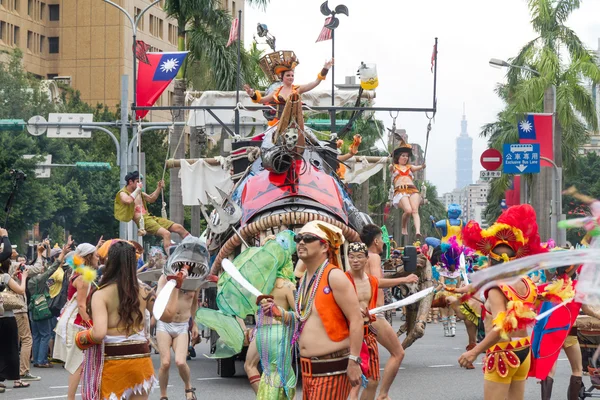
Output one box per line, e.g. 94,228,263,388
295,259,328,323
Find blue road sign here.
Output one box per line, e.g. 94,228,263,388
503,143,540,174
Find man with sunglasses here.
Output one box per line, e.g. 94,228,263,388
262,221,363,399
360,224,417,400
345,242,419,400
460,204,547,400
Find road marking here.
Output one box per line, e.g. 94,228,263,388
197,377,224,381
429,364,454,368
379,367,405,370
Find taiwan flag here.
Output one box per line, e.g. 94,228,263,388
505,175,521,207
136,51,188,119
517,113,553,167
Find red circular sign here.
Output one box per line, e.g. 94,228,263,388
480,148,502,171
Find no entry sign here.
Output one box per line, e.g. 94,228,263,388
480,148,502,171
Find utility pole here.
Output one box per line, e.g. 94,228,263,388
119,75,129,240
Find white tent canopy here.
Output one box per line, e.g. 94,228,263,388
186,90,375,129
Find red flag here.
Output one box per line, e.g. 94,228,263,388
518,113,553,167
505,176,521,207
134,40,151,65
136,51,188,119
227,18,239,47
431,43,437,72
316,17,333,42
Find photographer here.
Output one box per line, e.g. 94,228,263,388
0,228,30,391
9,243,46,382
28,242,68,369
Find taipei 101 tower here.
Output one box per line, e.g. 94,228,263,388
456,104,473,189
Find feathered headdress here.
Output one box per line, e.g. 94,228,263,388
259,50,299,82
439,236,472,271
463,204,547,263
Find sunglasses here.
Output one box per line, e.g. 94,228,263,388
294,234,325,244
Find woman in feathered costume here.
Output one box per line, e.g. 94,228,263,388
431,236,471,338
458,204,547,400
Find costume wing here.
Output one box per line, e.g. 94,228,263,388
194,308,244,359
216,232,294,319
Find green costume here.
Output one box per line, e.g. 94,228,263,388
114,186,173,234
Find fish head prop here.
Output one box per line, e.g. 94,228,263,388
163,236,210,290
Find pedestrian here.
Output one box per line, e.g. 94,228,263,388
9,244,46,381
28,243,68,369
0,228,31,391
53,239,98,400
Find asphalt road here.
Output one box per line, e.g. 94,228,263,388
4,320,583,399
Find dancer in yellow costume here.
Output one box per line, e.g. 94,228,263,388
459,204,548,400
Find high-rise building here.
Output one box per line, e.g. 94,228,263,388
456,105,473,190
0,0,243,121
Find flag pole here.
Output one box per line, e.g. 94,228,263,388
235,10,242,136
330,28,335,134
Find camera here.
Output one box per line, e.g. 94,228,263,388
19,264,26,272
9,169,26,181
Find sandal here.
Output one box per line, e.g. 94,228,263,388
160,397,168,400
14,380,31,388
185,387,197,400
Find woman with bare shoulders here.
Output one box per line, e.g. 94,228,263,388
76,241,158,400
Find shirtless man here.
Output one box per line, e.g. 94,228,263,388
114,171,189,252
361,224,416,400
346,242,418,400
156,275,200,400
263,221,363,399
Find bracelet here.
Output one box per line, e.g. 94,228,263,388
251,91,262,103
317,73,326,81
75,329,102,350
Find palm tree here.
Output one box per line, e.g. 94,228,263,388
481,0,600,223
162,0,269,225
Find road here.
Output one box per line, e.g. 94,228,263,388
5,320,582,399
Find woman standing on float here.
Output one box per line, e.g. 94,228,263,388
243,54,333,125
390,140,426,238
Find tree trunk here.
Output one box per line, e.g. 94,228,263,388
169,79,187,227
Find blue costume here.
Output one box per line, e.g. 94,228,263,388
433,204,464,244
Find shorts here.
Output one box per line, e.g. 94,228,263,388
483,337,531,384
564,335,579,349
141,215,174,235
156,320,188,339
392,188,419,207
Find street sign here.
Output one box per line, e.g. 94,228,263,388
503,143,540,174
480,170,501,179
23,155,52,178
47,113,93,138
27,115,47,136
480,148,502,171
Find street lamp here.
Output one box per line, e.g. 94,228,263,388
489,57,564,246
488,58,540,76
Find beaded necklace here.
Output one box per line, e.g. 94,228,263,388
295,259,329,324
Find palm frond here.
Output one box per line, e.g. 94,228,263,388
554,0,581,24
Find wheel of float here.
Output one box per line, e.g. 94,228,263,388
217,356,236,377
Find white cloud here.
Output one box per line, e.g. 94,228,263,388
243,0,600,194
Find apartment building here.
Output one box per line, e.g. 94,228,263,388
0,0,244,121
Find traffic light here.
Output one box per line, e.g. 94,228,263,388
0,119,26,131
75,162,111,171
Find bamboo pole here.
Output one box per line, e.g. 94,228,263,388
165,156,392,169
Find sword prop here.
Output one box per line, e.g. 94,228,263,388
369,287,434,315
459,253,469,285
535,298,574,321
153,265,191,320
222,259,273,305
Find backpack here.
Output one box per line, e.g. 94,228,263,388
49,268,72,317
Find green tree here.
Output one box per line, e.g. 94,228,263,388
481,0,600,222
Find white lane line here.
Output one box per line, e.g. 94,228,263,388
379,367,405,370
197,377,224,381
429,364,454,368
